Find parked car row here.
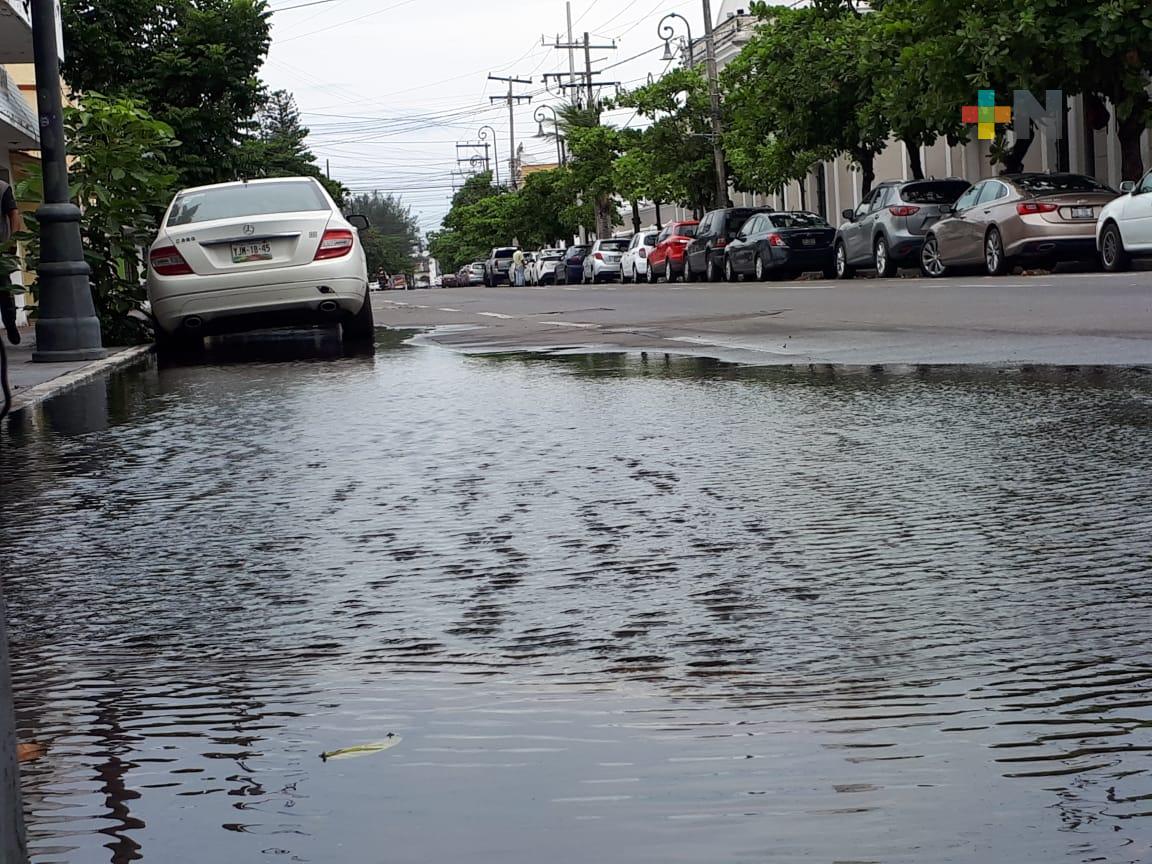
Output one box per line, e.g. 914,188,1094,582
449,170,1152,292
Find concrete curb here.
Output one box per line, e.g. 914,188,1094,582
7,345,153,415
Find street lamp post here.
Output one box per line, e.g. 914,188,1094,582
534,105,565,167
478,125,500,187
657,12,694,68
30,0,105,363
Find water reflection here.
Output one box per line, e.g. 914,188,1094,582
1,336,1151,863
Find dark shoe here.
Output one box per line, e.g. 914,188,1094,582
3,318,20,345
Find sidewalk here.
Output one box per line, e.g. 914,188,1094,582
3,326,152,414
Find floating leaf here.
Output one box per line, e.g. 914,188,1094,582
320,734,401,762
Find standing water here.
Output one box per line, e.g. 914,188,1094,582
2,333,1151,864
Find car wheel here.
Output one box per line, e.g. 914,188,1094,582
684,260,695,283
647,263,657,284
724,256,737,282
706,253,720,283
834,242,855,279
154,326,203,358
342,291,376,342
920,234,948,278
874,236,897,278
1100,222,1131,273
755,255,767,282
985,227,1009,276
665,260,675,284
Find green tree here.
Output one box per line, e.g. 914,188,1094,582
18,94,179,345
237,89,347,204
62,0,272,187
347,191,420,277
556,103,620,238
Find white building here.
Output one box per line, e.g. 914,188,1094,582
632,1,1152,229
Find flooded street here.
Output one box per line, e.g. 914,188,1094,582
2,332,1152,864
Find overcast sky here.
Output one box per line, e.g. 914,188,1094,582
263,0,711,235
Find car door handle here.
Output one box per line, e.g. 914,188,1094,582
983,209,992,214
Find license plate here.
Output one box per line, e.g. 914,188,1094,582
231,241,273,263
1071,207,1094,220
802,238,817,246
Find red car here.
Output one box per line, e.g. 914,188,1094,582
647,220,699,283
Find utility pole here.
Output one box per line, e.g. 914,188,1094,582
456,141,491,173
488,75,533,190
701,0,730,208
566,2,576,94
544,34,617,109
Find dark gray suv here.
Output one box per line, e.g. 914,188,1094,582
834,179,971,278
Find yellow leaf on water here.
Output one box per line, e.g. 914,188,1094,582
320,735,402,762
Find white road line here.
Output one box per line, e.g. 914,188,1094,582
540,321,597,329
477,312,516,319
437,307,462,312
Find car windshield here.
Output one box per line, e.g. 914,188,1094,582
493,249,517,259
768,213,829,229
544,253,563,261
566,246,590,256
675,225,698,237
167,181,329,226
644,233,659,245
470,264,484,271
1015,174,1114,195
725,210,761,232
901,181,972,204
600,240,630,252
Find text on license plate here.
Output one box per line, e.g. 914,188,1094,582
232,241,273,263
1070,207,1094,219
802,238,817,246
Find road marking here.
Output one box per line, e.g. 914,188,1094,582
540,321,597,329
437,307,462,312
477,312,516,319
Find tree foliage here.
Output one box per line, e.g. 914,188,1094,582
347,192,421,277
62,0,272,187
19,94,179,345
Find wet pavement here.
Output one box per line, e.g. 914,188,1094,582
2,329,1152,863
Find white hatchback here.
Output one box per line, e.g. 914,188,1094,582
146,177,374,346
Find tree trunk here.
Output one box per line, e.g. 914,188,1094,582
1118,112,1146,182
595,196,612,239
904,140,925,180
1000,134,1034,174
655,201,663,231
631,200,641,234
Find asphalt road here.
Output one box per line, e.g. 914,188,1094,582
374,270,1152,365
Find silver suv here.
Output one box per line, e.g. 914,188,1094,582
833,179,971,278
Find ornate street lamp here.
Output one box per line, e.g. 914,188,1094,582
478,125,500,186
657,12,694,68
533,105,565,167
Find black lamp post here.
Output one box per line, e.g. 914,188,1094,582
478,125,500,187
657,12,694,67
534,105,565,167
30,0,105,363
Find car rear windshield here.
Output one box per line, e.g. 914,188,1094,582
725,210,763,231
1015,174,1113,195
768,213,829,229
493,249,517,259
675,225,697,237
644,233,659,245
900,181,971,204
566,246,590,256
167,181,329,227
600,239,630,252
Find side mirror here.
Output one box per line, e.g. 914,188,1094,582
939,204,954,216
736,232,747,242
347,214,370,231
1120,180,1136,194
841,208,855,222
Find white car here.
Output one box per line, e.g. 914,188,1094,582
1098,170,1152,271
146,177,373,348
582,237,631,283
528,248,564,285
621,230,659,283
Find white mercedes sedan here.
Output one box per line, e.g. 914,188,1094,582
146,177,374,348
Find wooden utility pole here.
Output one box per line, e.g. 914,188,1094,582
701,0,730,207
488,75,533,190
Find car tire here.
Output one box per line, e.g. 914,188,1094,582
874,235,897,278
985,227,1009,276
724,256,737,283
648,263,657,284
920,234,948,278
755,255,771,282
706,253,720,283
834,242,855,279
684,260,695,283
154,327,203,358
664,260,675,284
342,290,376,342
1100,222,1131,273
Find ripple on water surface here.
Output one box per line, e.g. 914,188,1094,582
1,337,1151,864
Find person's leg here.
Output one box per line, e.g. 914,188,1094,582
0,270,19,345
